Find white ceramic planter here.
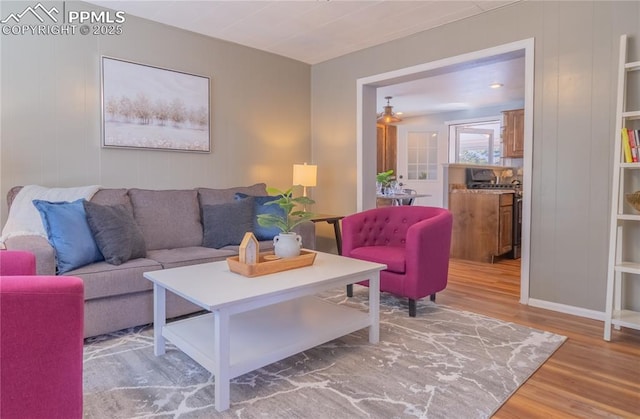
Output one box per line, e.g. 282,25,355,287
273,232,302,258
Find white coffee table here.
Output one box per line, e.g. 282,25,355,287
144,251,386,412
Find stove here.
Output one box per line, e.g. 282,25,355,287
465,168,520,191
467,182,517,190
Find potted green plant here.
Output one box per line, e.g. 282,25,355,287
376,169,395,194
257,186,315,258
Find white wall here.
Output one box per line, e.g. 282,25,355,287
0,1,311,225
310,1,640,312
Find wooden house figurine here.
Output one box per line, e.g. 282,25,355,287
239,232,259,265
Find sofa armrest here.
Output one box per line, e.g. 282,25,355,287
292,220,316,250
3,235,56,275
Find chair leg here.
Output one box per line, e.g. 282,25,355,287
430,293,436,302
409,299,417,317
346,284,353,297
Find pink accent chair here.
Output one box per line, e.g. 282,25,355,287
341,206,453,317
0,251,84,419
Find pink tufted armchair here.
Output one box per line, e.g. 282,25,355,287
341,206,453,317
0,251,84,419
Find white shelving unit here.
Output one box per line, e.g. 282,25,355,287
605,34,640,341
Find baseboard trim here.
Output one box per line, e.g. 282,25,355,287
527,298,605,321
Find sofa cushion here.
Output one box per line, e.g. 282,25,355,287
69,258,162,300
197,183,267,207
349,246,406,273
147,246,237,270
83,201,147,265
32,199,103,274
129,189,203,251
235,193,285,241
202,198,254,249
90,188,133,213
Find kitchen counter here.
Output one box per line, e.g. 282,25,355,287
450,189,515,195
449,190,515,263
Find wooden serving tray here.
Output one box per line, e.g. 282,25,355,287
227,250,317,277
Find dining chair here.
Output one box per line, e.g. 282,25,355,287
398,188,418,206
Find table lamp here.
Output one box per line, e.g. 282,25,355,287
293,163,317,198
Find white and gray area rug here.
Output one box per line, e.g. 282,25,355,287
83,289,566,418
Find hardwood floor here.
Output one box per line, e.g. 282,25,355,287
440,258,640,418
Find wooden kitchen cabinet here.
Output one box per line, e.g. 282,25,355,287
377,124,397,175
497,194,513,255
502,109,524,158
449,191,513,263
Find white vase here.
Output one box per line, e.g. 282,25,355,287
273,232,302,258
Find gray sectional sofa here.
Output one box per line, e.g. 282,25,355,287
3,184,315,338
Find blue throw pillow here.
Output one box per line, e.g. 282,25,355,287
33,199,103,274
235,193,285,241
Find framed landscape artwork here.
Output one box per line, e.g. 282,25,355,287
101,57,211,152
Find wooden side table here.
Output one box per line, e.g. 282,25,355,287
309,214,344,255
310,214,352,296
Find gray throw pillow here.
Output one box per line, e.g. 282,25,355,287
83,201,147,265
202,198,254,249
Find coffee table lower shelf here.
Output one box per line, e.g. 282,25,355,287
162,296,371,379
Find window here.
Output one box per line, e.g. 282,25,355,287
407,131,438,180
449,121,501,165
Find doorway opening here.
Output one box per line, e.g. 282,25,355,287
357,38,534,304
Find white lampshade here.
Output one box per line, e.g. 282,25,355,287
293,163,317,199
293,163,317,187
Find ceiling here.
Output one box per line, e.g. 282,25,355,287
377,52,525,118
88,0,524,117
